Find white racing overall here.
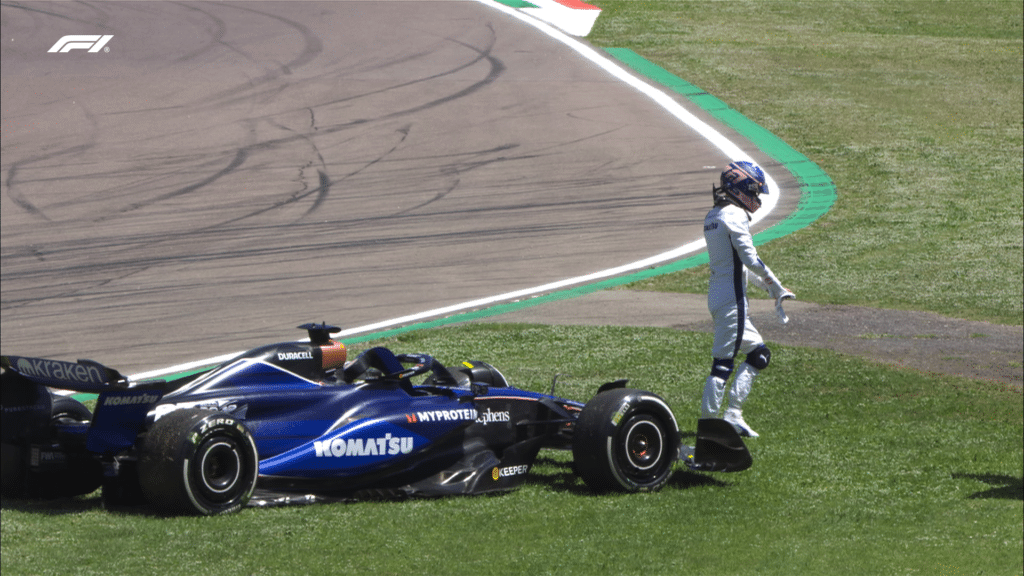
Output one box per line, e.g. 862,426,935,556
700,203,780,433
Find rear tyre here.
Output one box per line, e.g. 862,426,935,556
101,461,147,509
2,397,103,498
0,442,25,497
50,396,92,423
138,409,258,515
42,397,104,497
572,388,679,492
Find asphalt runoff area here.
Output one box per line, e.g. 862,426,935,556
2,1,1018,386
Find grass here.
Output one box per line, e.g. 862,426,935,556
3,3,1022,576
588,0,1024,325
2,325,1021,576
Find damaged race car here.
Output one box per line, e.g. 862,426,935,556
1,323,752,515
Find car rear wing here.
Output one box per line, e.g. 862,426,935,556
3,355,167,454
1,355,129,392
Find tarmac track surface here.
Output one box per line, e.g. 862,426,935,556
1,1,795,374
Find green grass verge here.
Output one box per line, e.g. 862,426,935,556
587,0,1023,325
3,325,1021,576
3,4,1021,575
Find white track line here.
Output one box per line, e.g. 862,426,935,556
130,2,778,382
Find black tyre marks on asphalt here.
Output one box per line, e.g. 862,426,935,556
2,1,728,372
1,2,515,314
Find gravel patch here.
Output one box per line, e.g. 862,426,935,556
488,290,1023,387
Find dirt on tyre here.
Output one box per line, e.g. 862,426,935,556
572,388,680,493
138,409,259,515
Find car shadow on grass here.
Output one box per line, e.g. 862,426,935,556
0,492,199,517
523,454,732,495
0,495,193,518
667,470,730,490
0,493,103,515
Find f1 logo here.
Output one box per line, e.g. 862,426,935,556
48,35,113,53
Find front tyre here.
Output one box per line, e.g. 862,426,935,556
138,409,258,515
572,388,680,492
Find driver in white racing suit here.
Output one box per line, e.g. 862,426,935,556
701,161,794,437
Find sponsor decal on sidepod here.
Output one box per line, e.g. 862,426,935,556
314,435,414,458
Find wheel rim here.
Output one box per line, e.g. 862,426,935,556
196,439,242,501
621,417,665,473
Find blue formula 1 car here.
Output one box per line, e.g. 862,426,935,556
1,323,751,515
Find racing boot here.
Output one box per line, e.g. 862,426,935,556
724,407,758,438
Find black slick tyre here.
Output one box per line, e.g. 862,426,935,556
4,397,103,498
43,397,104,497
0,442,26,497
138,409,258,515
572,388,680,493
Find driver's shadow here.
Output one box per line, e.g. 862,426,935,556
952,473,1023,500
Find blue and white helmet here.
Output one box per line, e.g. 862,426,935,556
713,161,768,212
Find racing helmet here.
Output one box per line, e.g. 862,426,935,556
712,161,768,212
